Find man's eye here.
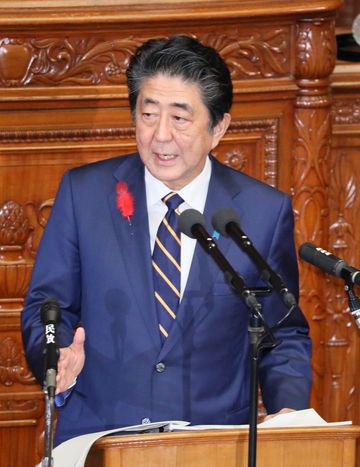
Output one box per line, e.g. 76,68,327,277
174,116,186,123
142,113,157,122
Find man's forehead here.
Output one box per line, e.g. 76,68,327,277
137,74,202,109
142,96,193,113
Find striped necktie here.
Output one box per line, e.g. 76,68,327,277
152,192,183,342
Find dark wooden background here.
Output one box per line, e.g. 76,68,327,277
1,1,360,465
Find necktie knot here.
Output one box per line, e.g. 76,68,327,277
162,192,184,211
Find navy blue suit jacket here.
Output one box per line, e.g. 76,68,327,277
22,154,311,445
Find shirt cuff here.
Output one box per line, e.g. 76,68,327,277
54,378,77,407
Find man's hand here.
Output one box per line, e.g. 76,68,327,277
262,407,295,422
56,326,85,394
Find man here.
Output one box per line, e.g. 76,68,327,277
22,35,312,445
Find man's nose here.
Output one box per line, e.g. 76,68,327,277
155,116,172,142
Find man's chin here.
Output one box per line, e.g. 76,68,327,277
149,166,180,182
156,172,183,190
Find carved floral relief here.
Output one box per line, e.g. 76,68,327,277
332,99,360,125
0,397,41,420
0,337,34,387
296,20,336,80
0,199,53,310
213,118,278,187
0,36,141,87
0,28,291,88
200,28,290,79
291,106,332,415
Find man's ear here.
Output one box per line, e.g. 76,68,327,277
210,113,231,150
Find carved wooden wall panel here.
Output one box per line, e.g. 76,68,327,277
0,0,347,465
326,147,359,423
292,17,337,415
330,78,360,430
329,105,360,466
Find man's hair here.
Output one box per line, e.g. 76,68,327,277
126,35,233,130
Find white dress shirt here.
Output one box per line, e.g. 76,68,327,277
145,157,211,299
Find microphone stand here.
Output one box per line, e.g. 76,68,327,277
178,213,277,467
42,369,57,466
226,268,276,467
246,295,277,467
344,280,360,329
40,299,61,466
248,306,263,467
200,229,276,467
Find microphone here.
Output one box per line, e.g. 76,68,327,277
41,299,61,398
178,209,259,311
212,208,297,309
299,242,360,286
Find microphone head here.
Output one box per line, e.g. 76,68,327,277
212,208,240,237
40,299,61,325
298,242,346,277
178,209,206,239
298,242,317,263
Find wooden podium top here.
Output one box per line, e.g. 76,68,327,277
86,426,360,467
0,0,343,25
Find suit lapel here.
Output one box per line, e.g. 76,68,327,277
108,155,161,349
158,158,241,359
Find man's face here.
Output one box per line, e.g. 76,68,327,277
135,74,230,190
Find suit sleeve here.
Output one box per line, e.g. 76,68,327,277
258,194,312,413
21,171,81,385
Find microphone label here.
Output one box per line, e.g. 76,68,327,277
45,324,56,344
316,247,331,256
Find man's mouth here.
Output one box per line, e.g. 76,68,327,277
155,153,177,161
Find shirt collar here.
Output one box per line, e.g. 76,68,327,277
145,156,212,211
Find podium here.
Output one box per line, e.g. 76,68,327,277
85,426,360,467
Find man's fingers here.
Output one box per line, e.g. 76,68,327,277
71,327,85,353
55,327,86,394
58,327,85,365
73,326,86,345
263,407,295,422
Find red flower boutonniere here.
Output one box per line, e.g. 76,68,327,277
116,182,135,224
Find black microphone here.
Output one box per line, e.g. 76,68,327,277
299,242,360,286
41,299,61,398
212,207,297,309
178,209,259,311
